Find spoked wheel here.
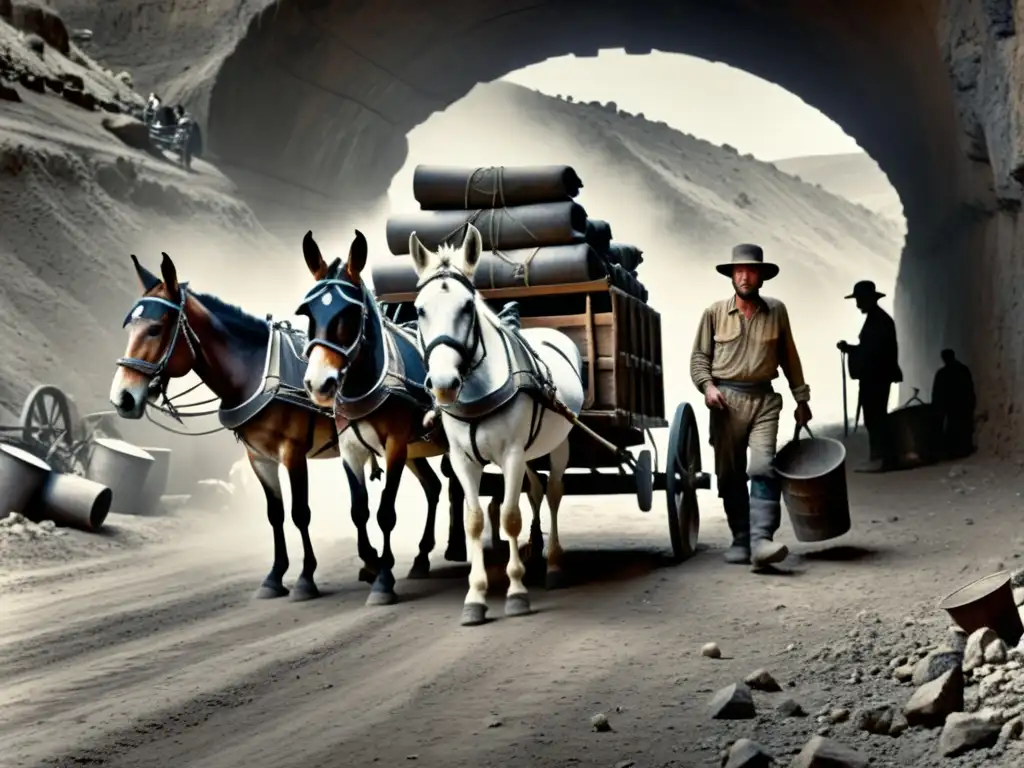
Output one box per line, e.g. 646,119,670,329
666,402,702,561
20,384,74,459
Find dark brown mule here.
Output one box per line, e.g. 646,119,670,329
298,230,459,605
109,252,465,602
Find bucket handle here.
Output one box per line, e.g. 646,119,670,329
792,423,815,442
902,386,925,408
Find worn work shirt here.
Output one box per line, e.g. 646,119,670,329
689,295,811,403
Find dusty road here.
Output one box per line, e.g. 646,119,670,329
2,442,1024,768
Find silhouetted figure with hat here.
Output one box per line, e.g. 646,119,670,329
837,280,902,472
932,348,976,459
691,243,812,571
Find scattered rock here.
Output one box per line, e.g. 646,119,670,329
61,86,96,111
827,707,850,724
24,32,44,55
744,668,781,692
114,70,133,87
985,637,1009,664
904,666,965,727
1014,587,1024,607
709,683,756,720
11,2,70,55
852,702,903,737
101,115,153,152
702,642,723,659
946,625,968,652
0,81,20,103
893,664,914,682
590,712,610,732
1000,716,1023,742
59,72,84,91
964,628,999,672
722,738,773,768
939,710,1002,756
791,735,868,768
777,698,807,718
912,648,962,686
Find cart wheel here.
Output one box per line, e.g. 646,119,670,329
666,402,701,561
20,384,73,457
635,448,653,512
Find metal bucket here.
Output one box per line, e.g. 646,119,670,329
37,473,112,532
0,444,52,520
86,438,154,515
138,447,172,514
938,571,1024,646
774,425,851,543
885,390,941,469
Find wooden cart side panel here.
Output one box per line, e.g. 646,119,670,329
607,287,666,428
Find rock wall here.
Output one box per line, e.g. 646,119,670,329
49,0,1024,452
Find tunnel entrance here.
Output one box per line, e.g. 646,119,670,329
205,0,1004,450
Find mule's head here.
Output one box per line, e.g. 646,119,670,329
110,253,192,419
296,229,369,407
410,223,483,405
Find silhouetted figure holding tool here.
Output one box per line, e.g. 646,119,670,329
932,349,976,459
690,243,812,571
837,280,902,473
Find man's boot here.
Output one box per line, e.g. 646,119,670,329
721,487,750,564
749,479,788,569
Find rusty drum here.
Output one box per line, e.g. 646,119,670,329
884,391,941,470
774,425,851,543
0,444,52,520
86,438,154,515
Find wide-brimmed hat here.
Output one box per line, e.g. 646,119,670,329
844,280,885,300
716,243,779,281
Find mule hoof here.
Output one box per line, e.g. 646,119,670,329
358,567,378,585
444,545,467,563
290,578,321,602
461,602,488,626
504,593,532,617
407,556,431,580
255,583,289,599
545,570,568,590
366,589,397,607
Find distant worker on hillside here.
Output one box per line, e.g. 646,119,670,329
931,348,976,459
837,280,902,472
690,243,811,572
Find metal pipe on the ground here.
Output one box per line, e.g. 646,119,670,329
36,473,112,532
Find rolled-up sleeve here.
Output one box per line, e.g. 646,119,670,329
690,308,715,394
777,305,810,402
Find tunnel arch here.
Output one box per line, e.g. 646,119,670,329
206,0,1007,447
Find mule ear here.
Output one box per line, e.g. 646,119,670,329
302,230,328,280
160,252,179,294
345,229,368,281
131,254,161,292
409,232,431,276
460,223,483,273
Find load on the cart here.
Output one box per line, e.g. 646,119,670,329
374,164,710,561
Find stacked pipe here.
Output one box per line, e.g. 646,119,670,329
374,165,648,302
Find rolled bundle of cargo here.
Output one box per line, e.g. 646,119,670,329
386,201,589,256
373,243,609,296
413,164,584,210
585,219,613,252
606,243,645,273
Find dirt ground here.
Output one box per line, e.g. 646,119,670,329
2,431,1023,768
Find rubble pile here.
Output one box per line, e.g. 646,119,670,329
704,569,1024,766
0,511,64,539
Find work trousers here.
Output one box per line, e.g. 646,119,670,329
709,386,784,545
859,380,892,462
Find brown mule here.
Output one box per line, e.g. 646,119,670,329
109,252,466,602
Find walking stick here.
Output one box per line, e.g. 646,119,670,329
841,350,849,437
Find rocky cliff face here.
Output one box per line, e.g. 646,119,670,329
46,0,1024,453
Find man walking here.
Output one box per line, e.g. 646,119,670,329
931,348,976,459
837,280,902,472
690,244,812,570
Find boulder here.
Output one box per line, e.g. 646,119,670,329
964,627,999,672
709,683,756,720
722,738,773,768
776,698,807,717
0,80,20,103
101,115,152,152
912,649,962,686
852,702,903,736
18,71,43,93
939,710,1002,756
904,666,964,727
11,2,69,55
61,86,95,111
744,668,782,692
791,736,869,768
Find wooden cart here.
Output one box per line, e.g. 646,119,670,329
377,276,709,561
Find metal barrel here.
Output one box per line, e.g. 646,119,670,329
938,571,1024,647
0,444,52,520
86,438,154,515
138,447,172,514
885,395,941,469
773,427,851,543
37,473,112,532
